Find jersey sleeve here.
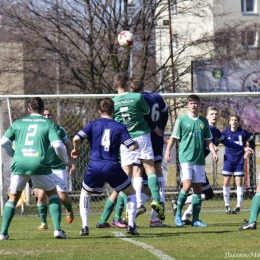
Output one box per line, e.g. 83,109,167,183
3,125,15,142
48,122,61,143
76,123,91,142
58,126,70,143
171,118,181,139
244,130,254,142
139,94,150,115
215,128,224,144
121,125,135,148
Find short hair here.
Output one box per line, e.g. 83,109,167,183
229,114,240,122
29,97,44,113
206,106,219,114
129,77,143,93
97,98,114,115
114,73,129,88
187,94,200,103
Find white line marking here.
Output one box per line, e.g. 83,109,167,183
113,232,176,260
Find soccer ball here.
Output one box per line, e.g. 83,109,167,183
117,31,134,48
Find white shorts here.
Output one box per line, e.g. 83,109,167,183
120,133,154,166
10,174,56,194
52,169,68,192
180,163,206,184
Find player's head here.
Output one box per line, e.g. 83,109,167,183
43,109,51,119
129,77,144,93
206,106,219,126
97,98,114,117
28,97,44,114
187,94,200,114
229,114,240,129
114,72,129,90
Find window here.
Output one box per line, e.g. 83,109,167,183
241,30,258,47
163,20,169,26
241,0,257,14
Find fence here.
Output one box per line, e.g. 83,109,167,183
0,92,259,216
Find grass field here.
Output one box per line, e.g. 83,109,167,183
1,203,259,260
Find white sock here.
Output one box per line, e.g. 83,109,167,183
185,194,193,204
79,189,91,228
236,186,244,208
182,204,192,220
223,186,230,206
201,193,206,200
132,177,143,208
157,177,166,203
127,194,137,228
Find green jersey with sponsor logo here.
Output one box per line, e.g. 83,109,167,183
3,114,60,175
113,92,151,138
171,114,212,165
47,125,69,170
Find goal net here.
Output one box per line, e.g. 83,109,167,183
0,93,258,216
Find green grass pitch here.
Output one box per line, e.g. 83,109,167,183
1,205,259,260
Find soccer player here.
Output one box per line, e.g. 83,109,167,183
34,109,76,230
129,77,169,227
179,106,254,224
222,114,254,214
164,94,218,227
0,97,71,240
72,98,139,235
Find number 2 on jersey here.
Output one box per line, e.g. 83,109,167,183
24,125,38,145
101,129,111,151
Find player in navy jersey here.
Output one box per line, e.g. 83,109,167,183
222,114,254,214
71,98,140,236
178,106,254,224
129,77,169,227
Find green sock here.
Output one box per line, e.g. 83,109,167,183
37,204,48,224
192,193,202,222
148,173,160,202
63,199,73,213
114,193,126,220
99,198,116,224
49,195,62,230
249,193,260,223
176,189,188,216
1,201,16,235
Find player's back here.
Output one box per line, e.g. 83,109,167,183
7,114,59,175
141,91,167,130
113,92,150,137
85,118,132,161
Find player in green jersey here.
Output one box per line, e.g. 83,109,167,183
0,97,71,240
34,109,76,231
164,94,218,227
96,73,164,228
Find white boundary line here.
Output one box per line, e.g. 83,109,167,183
113,232,176,260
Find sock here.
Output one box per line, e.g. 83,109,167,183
185,194,192,205
236,186,244,208
157,177,166,204
63,199,73,213
37,204,48,224
114,193,126,220
223,186,230,206
141,192,149,205
132,177,143,208
80,189,91,228
99,198,116,224
182,204,192,220
49,195,62,230
249,193,260,223
176,189,188,216
148,173,160,202
126,194,137,228
1,201,16,235
192,193,202,222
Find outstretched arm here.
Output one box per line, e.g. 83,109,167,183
205,140,218,163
